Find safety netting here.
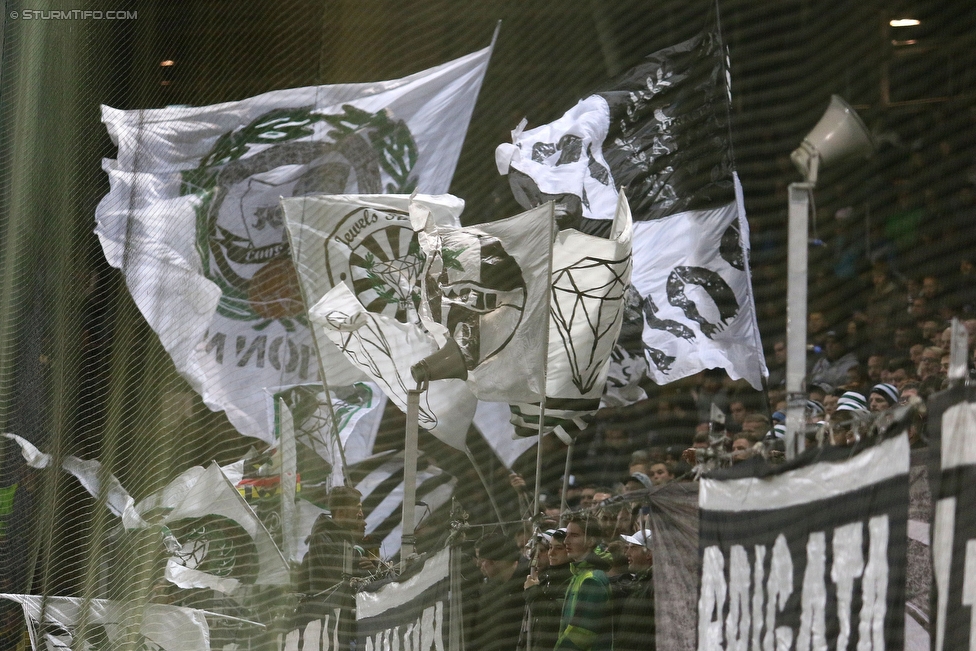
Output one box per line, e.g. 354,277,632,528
0,0,973,649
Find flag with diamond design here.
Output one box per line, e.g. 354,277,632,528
510,190,632,441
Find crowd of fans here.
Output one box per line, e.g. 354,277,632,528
457,258,976,651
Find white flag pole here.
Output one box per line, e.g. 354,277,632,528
278,397,299,563
284,205,351,485
402,385,422,571
785,182,813,460
532,202,557,519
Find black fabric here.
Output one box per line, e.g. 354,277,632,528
613,569,655,651
471,567,530,651
596,22,734,223
522,562,573,651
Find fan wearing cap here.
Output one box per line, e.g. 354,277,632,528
523,528,573,651
472,533,528,651
868,383,899,412
555,514,612,651
615,529,655,651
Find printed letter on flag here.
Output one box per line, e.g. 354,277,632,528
96,44,493,442
497,24,766,391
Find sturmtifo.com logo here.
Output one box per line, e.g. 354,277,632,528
182,105,418,331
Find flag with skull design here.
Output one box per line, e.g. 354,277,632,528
95,44,493,443
495,19,767,391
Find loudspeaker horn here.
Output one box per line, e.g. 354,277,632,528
791,95,873,183
411,337,468,385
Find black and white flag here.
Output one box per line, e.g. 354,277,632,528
356,546,453,651
928,385,976,650
698,435,910,650
496,19,766,391
348,452,456,561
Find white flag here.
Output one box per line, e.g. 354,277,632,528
0,594,213,651
308,282,475,451
269,381,387,483
96,44,493,443
510,191,633,441
283,193,477,450
413,201,554,402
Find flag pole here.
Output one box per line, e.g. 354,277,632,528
402,384,422,571
284,210,351,486
532,202,557,520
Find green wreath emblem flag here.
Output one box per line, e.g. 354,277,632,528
96,43,494,442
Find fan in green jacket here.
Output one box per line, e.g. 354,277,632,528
555,514,613,651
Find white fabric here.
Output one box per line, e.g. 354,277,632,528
3,432,51,469
473,401,537,470
499,95,618,222
631,179,766,389
61,456,148,530
161,462,289,585
309,282,475,451
96,45,492,443
512,190,633,427
0,594,211,651
164,558,241,594
356,547,450,619
497,90,766,393
268,381,386,487
700,434,910,512
284,193,476,449
413,201,553,402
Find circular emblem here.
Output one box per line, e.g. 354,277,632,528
183,105,419,331
325,206,424,324
168,515,259,584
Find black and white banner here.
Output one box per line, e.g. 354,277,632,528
356,546,452,651
928,385,976,650
349,452,456,561
698,435,910,650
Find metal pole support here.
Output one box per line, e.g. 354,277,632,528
785,182,815,459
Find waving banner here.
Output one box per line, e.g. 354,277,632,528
96,44,493,442
496,22,766,391
698,435,910,650
510,191,632,441
270,381,386,486
285,193,477,449
0,594,217,651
